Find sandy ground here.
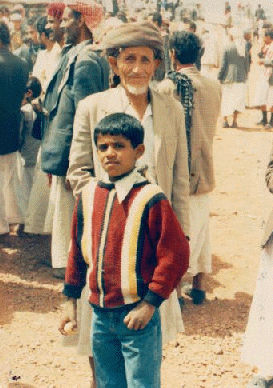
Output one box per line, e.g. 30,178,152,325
0,107,272,388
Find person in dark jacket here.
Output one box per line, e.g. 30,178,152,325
40,4,109,276
0,21,29,235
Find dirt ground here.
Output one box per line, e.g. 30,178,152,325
0,108,272,388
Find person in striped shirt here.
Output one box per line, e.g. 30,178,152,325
60,112,189,388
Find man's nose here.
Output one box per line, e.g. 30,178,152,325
132,61,143,73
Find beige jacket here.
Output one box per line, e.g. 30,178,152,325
261,145,273,248
68,86,190,236
157,66,221,195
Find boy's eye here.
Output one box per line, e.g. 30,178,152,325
114,143,124,148
98,144,108,151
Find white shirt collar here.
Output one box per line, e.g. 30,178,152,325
101,169,147,203
119,85,153,122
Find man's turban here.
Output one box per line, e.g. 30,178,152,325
47,3,65,20
66,1,104,30
102,22,164,56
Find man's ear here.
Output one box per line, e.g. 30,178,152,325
135,144,145,160
154,59,161,71
108,56,119,75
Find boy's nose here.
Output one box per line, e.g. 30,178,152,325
106,147,116,158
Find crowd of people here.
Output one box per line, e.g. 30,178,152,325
0,1,272,387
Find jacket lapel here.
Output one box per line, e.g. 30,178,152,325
150,89,171,169
100,87,125,117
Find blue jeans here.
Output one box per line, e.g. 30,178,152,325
92,305,162,388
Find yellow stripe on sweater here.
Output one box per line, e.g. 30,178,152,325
121,184,163,304
81,181,96,267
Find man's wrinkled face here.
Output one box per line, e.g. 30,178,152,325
46,15,63,42
110,46,160,95
60,7,81,45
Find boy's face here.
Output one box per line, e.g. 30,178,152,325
96,134,144,180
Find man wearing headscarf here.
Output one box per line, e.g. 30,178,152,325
40,2,109,282
65,23,189,386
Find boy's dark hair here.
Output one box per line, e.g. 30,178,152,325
170,31,201,64
26,76,42,99
0,21,10,46
94,113,144,148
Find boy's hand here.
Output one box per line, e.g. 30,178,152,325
59,298,77,336
124,301,155,331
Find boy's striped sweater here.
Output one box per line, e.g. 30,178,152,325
63,179,189,309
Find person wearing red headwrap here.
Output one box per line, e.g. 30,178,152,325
46,3,65,46
67,1,104,32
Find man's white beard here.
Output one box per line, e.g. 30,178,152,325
125,84,148,95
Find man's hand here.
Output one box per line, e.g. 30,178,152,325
124,301,155,331
59,298,77,336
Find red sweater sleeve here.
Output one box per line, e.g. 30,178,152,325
144,198,189,306
63,196,87,299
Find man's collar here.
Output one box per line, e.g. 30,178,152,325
99,169,147,203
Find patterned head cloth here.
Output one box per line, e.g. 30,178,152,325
47,3,65,20
66,0,104,30
102,22,164,56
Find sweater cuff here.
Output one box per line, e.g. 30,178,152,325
63,283,82,299
144,290,165,307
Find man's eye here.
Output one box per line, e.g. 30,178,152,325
125,56,135,62
142,57,150,63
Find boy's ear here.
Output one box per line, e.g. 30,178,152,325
108,56,119,75
135,144,145,160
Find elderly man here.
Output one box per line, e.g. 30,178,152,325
68,22,189,236
40,2,108,277
159,31,221,304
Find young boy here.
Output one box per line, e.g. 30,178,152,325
60,113,189,388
